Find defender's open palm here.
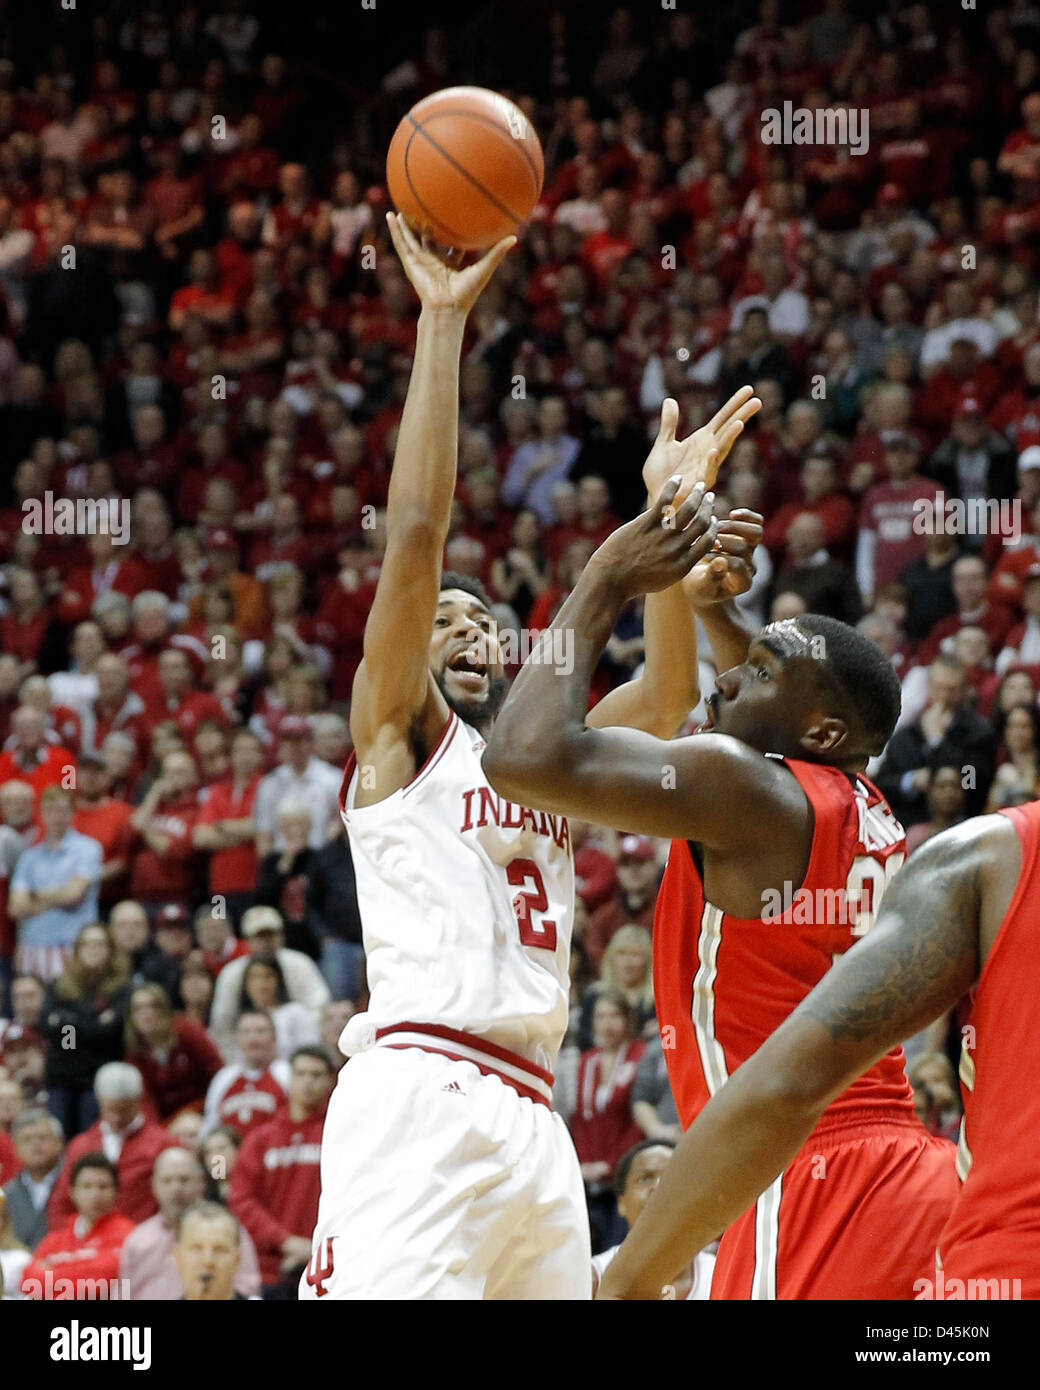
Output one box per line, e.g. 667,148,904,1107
385,212,515,316
642,387,762,498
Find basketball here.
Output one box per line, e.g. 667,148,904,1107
385,85,544,251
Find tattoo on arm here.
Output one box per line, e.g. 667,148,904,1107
802,831,982,1049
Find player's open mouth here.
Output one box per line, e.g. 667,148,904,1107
448,650,488,691
699,697,717,732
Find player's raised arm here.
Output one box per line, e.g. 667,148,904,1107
586,390,760,737
351,215,515,760
598,816,1013,1299
483,479,801,847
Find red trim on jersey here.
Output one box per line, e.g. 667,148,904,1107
375,1021,555,1086
379,1043,552,1108
337,713,458,813
402,714,458,797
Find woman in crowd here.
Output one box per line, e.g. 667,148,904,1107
123,982,224,1120
578,924,655,1050
41,923,130,1137
986,703,1040,810
568,988,646,1254
489,508,550,625
236,955,320,1059
905,764,969,853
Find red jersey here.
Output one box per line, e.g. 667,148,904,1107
936,801,1040,1296
654,758,914,1132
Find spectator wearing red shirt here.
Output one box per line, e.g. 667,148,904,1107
128,749,201,912
81,654,148,779
122,592,209,709
47,1062,180,1228
22,1153,135,1300
855,433,942,604
0,707,75,815
70,752,134,907
142,647,230,745
763,451,858,562
230,1045,333,1293
0,569,52,675
568,990,646,1253
56,531,149,628
192,728,263,925
168,246,237,333
918,554,1017,664
585,835,660,973
124,983,224,1121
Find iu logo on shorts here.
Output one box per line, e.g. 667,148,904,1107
305,1238,335,1296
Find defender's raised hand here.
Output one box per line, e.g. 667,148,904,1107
385,212,515,317
642,388,763,499
591,479,719,602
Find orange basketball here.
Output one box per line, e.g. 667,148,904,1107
386,86,544,251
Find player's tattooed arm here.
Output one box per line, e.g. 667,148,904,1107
598,819,1007,1300
352,215,514,750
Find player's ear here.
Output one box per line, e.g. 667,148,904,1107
800,717,847,756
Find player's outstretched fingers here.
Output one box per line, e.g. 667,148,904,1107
706,385,756,434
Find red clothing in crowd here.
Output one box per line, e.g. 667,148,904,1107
72,797,135,896
127,1017,225,1120
229,1102,327,1282
764,492,858,559
584,897,656,973
0,745,76,810
569,1041,646,1178
128,791,200,905
858,476,943,593
56,558,149,626
142,688,230,743
21,1210,136,1299
0,1128,20,1183
48,1119,180,1227
194,774,261,896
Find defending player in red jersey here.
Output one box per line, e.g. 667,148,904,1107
485,517,959,1300
592,805,1040,1301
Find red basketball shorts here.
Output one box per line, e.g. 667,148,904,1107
710,1112,959,1300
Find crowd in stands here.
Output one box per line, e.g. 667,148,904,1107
4,0,1040,1293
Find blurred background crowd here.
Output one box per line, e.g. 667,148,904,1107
2,0,1039,1295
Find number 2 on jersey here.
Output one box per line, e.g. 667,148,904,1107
507,857,558,951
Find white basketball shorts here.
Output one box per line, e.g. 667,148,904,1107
299,1027,591,1300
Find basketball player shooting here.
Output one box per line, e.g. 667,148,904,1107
300,213,761,1300
595,807,1040,1300
484,516,960,1299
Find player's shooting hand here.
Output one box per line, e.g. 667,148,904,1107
591,478,718,603
385,212,516,317
641,388,762,498
683,508,764,608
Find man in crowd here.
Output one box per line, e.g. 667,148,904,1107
22,1154,135,1299
203,1011,291,1137
8,786,102,982
119,1146,261,1299
252,718,341,857
230,1045,333,1298
174,1201,253,1301
48,1062,179,1226
2,1107,64,1250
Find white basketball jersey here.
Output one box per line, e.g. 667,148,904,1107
338,712,573,1074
